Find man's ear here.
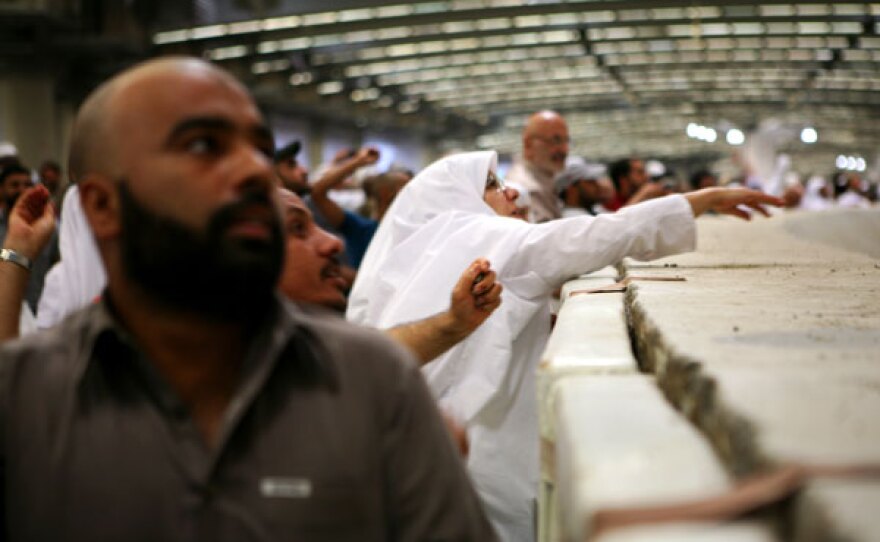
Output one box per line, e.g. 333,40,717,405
78,175,121,241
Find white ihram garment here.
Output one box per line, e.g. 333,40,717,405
505,158,560,223
347,151,696,541
37,185,106,328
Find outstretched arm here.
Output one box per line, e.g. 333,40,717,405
386,258,502,365
624,182,668,207
0,186,56,341
310,147,380,229
684,187,784,219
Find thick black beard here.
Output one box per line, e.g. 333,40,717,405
117,181,284,322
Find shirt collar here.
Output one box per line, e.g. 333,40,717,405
74,292,334,392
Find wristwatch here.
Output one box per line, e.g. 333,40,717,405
0,248,32,271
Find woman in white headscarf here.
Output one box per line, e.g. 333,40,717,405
36,185,106,328
348,151,782,541
800,175,834,211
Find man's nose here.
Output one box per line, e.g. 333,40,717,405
231,143,276,194
505,187,519,201
318,227,344,256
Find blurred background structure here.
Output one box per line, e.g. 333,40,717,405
1,0,879,188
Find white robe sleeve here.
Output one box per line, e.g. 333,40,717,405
501,194,696,298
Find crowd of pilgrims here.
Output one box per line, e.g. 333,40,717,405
1,112,875,323
0,56,870,541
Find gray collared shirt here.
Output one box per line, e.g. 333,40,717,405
0,297,496,541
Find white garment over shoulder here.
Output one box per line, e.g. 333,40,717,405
560,206,588,218
348,151,697,542
37,185,106,329
800,176,833,211
19,302,37,336
505,159,560,223
837,190,873,209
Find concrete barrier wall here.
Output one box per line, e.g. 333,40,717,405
538,209,880,541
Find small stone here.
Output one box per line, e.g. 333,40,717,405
733,326,739,332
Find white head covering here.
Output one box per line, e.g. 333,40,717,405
348,151,546,421
36,185,106,328
800,175,833,211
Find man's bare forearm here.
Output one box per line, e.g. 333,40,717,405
386,311,471,366
0,256,29,341
311,156,373,228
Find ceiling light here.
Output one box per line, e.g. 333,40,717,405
290,73,313,86
317,81,344,95
351,88,380,102
153,30,189,45
836,155,848,169
726,128,745,145
398,101,419,114
261,16,300,30
190,25,227,40
846,156,857,170
800,127,818,144
208,45,248,60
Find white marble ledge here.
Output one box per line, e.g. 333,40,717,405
554,374,732,541
538,289,637,443
541,293,635,375
594,521,778,542
560,266,623,301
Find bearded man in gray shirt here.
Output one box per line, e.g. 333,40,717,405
0,57,495,541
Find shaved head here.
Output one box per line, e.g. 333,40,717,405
70,56,280,319
522,110,566,140
522,110,569,175
68,78,116,183
69,57,249,184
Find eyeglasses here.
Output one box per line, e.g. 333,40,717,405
530,135,571,146
486,171,507,193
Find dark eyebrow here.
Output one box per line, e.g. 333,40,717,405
164,116,275,154
165,117,235,146
251,124,275,155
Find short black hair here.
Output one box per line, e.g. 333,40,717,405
274,140,301,164
39,160,61,173
0,155,20,171
0,163,29,185
689,169,713,190
608,158,632,190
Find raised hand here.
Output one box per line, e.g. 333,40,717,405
5,185,56,259
355,147,380,166
685,187,784,220
448,257,503,334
